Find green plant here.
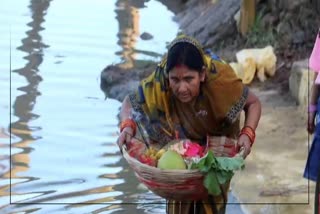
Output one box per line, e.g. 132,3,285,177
245,7,278,48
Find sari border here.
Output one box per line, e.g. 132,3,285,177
128,93,172,148
225,86,249,123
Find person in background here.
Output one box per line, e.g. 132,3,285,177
117,35,261,214
305,28,320,214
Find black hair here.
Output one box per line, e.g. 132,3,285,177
166,42,204,74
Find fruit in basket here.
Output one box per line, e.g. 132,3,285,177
157,150,187,169
136,147,166,167
168,139,205,158
138,147,157,167
155,149,166,159
139,154,157,167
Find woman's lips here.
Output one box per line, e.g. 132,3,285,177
179,94,190,100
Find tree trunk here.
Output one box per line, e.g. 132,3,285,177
239,0,256,36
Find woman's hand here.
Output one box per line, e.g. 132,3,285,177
236,134,252,159
117,127,134,152
307,111,316,134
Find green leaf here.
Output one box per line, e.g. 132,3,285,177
191,151,217,172
204,170,221,196
191,150,245,196
215,170,234,184
215,156,245,171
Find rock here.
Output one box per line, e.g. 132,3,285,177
276,21,293,48
279,0,306,11
261,13,279,28
108,80,140,101
292,30,306,45
100,63,156,102
289,59,315,109
175,0,240,47
234,10,241,29
140,32,154,40
311,0,320,13
157,0,186,14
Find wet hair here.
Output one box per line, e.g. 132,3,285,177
166,42,204,74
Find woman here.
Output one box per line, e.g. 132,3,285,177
305,29,320,182
117,35,261,214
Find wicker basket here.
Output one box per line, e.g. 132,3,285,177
122,144,209,201
122,139,244,201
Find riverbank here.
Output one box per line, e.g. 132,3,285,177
232,84,315,214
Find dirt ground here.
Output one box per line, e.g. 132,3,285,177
230,80,316,214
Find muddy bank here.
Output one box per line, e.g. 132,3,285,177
232,86,315,214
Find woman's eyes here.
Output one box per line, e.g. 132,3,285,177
170,77,194,83
184,77,194,82
170,78,179,83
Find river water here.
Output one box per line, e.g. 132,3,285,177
0,0,244,213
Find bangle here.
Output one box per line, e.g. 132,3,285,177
308,104,317,113
239,126,256,146
120,119,137,136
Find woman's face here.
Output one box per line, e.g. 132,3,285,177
168,65,205,103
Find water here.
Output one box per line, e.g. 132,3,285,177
0,0,244,213
0,0,174,213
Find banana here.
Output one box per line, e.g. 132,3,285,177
143,147,167,161
155,149,166,159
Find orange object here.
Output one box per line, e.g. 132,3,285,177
239,126,255,146
120,119,137,136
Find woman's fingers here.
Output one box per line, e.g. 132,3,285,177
117,127,134,154
125,132,132,145
236,135,251,158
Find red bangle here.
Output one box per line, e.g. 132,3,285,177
120,119,137,136
239,126,256,146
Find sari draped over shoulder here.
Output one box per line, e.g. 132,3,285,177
129,38,248,148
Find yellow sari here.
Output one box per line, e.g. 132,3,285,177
128,35,248,213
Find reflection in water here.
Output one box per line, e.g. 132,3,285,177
115,0,143,69
6,0,51,198
0,0,181,213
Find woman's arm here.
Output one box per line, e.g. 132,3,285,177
237,89,262,158
243,90,262,130
117,95,136,149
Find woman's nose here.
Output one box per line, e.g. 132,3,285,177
177,82,187,93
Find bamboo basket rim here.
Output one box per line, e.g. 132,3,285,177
122,142,245,173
